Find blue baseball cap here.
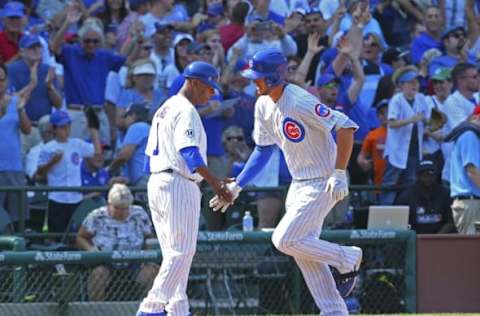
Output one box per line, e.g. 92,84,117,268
49,110,71,126
19,34,41,49
441,25,466,39
316,73,340,87
154,21,173,32
397,70,418,84
2,1,24,18
183,61,220,91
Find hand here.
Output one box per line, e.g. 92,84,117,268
307,32,325,55
333,5,347,21
325,169,349,202
50,151,64,165
338,37,355,58
272,23,285,38
192,12,208,27
209,100,221,112
357,156,372,171
284,12,302,33
17,93,28,110
410,113,424,123
66,4,82,25
209,181,242,213
211,178,235,204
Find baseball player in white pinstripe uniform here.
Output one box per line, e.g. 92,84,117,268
137,61,233,316
210,49,362,315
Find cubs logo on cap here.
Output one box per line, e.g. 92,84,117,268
315,104,331,118
283,118,305,142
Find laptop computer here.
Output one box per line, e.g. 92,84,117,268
367,205,410,230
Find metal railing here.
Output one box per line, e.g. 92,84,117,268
0,230,416,315
0,184,403,234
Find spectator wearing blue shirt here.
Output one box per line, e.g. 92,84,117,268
321,38,374,141
116,59,166,129
81,154,110,194
428,26,476,76
0,64,31,228
108,104,150,186
8,34,62,156
359,32,393,110
50,9,134,147
410,5,443,65
449,107,480,234
221,56,256,147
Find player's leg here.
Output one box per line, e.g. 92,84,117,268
294,257,348,316
138,174,201,315
271,180,360,272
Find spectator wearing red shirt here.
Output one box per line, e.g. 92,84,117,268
219,1,248,52
0,2,25,64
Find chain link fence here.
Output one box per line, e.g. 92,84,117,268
0,231,416,316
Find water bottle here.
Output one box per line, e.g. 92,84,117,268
242,211,254,232
344,206,354,226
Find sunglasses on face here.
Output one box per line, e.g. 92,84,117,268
364,42,379,48
226,136,244,141
323,82,338,89
287,65,298,72
432,79,447,84
83,38,100,44
142,45,153,50
450,32,465,39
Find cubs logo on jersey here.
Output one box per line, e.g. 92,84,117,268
315,104,331,118
71,152,80,165
283,117,305,142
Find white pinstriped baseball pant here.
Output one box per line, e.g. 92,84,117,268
138,172,201,316
272,178,359,316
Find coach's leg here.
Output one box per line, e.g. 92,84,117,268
138,174,200,315
294,257,348,316
271,180,360,273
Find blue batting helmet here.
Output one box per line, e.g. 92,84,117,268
183,61,220,91
241,49,287,87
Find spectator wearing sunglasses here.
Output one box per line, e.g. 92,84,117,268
428,26,476,76
50,8,138,147
359,33,393,110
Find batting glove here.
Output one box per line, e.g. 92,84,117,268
325,169,349,202
209,182,242,213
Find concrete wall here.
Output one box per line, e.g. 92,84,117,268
417,234,480,312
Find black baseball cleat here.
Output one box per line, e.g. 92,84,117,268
331,246,363,298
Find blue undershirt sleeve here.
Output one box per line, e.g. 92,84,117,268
179,146,206,173
236,145,275,188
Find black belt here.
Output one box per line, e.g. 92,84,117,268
454,195,480,200
153,169,195,182
67,104,103,111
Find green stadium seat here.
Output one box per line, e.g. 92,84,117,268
0,206,13,234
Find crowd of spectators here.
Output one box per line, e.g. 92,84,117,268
0,0,479,236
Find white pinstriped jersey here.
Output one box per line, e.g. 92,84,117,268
253,84,358,180
145,94,207,182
